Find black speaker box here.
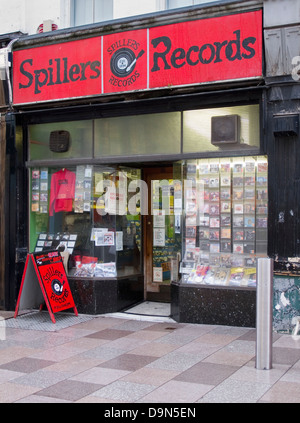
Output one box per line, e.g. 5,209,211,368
49,130,70,153
211,115,240,145
273,114,299,137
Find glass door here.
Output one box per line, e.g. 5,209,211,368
143,166,181,302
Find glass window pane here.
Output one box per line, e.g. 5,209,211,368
183,105,260,154
167,0,193,8
29,164,142,278
94,0,113,22
181,155,268,287
29,121,93,161
94,112,181,157
73,0,93,26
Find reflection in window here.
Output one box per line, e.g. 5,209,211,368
29,121,93,161
183,105,260,153
94,112,181,157
28,106,260,162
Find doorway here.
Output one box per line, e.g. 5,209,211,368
143,166,180,303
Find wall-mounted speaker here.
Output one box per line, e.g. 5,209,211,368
211,115,240,145
49,130,70,153
273,114,299,137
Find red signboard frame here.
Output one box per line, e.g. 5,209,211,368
14,250,78,324
13,10,262,105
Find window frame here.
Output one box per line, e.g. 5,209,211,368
71,0,114,27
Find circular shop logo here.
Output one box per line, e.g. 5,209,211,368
110,47,144,78
51,279,64,296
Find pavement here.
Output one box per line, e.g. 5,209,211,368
0,308,299,404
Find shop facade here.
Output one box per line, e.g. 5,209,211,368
8,1,270,327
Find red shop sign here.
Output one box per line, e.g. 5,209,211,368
14,250,78,324
13,37,102,104
13,10,262,105
149,11,262,89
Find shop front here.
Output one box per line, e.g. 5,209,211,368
10,5,266,326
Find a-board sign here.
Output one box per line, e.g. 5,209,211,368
14,250,78,324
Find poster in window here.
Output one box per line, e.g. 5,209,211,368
221,228,231,239
233,229,244,241
220,175,231,186
233,203,243,214
75,166,85,213
257,162,268,173
153,267,163,282
244,203,255,214
245,161,255,173
221,202,231,213
209,230,219,241
233,243,244,254
31,169,40,212
220,162,231,173
221,240,231,253
210,243,220,254
233,216,243,227
244,216,255,227
154,215,165,228
116,231,123,251
221,215,231,226
228,267,244,286
209,204,220,215
153,228,165,247
233,163,243,174
220,188,231,200
186,226,196,237
210,217,220,228
95,231,115,247
186,237,196,248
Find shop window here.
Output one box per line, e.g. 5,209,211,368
30,165,142,278
29,121,93,161
183,105,260,153
180,156,268,287
94,112,181,157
